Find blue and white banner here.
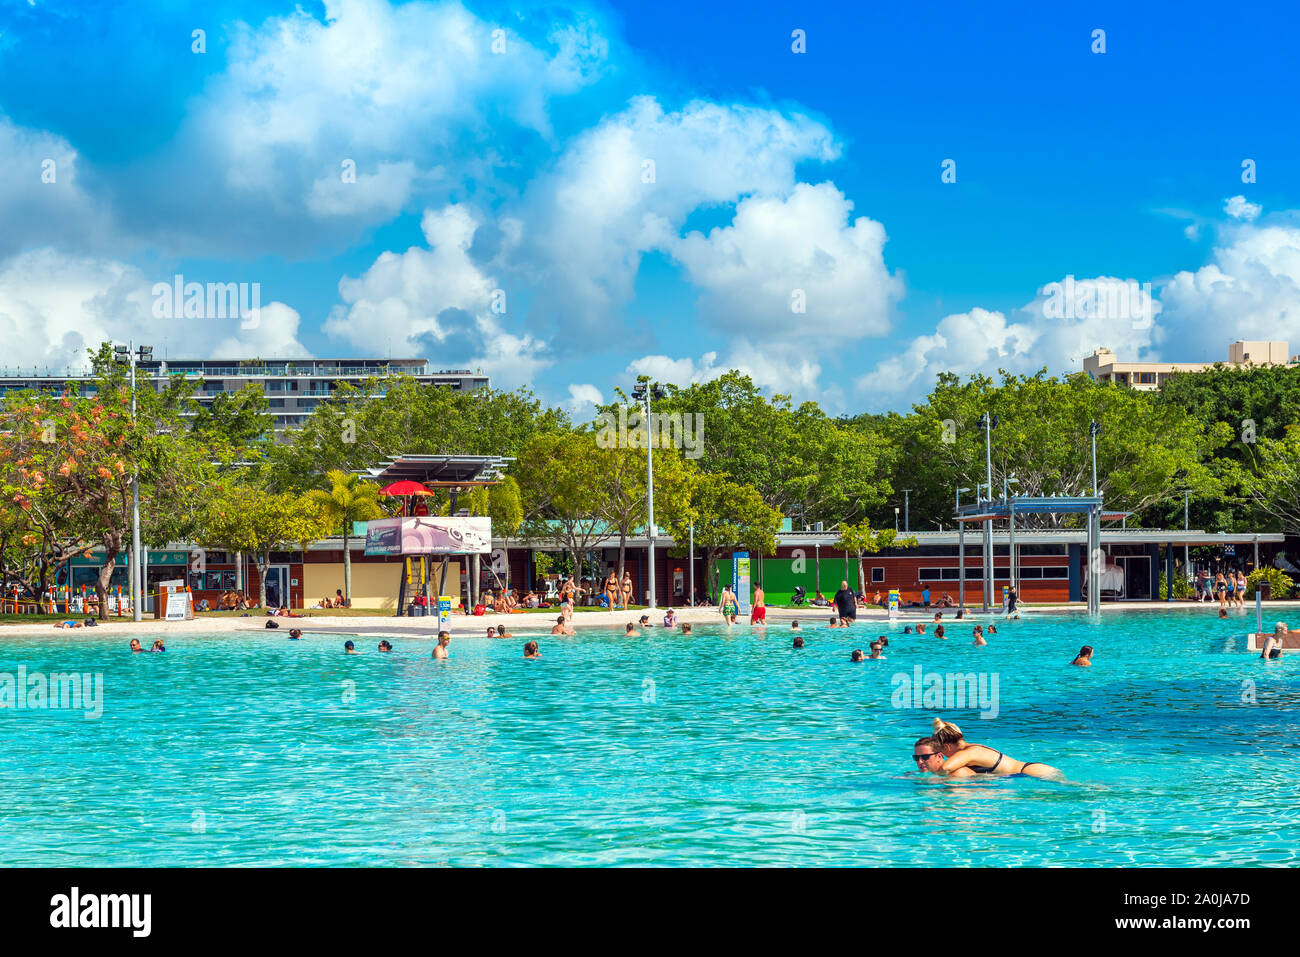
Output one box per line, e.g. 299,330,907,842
732,552,751,617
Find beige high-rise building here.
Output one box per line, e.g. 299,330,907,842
1082,341,1297,390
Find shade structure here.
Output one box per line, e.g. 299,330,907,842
379,480,434,497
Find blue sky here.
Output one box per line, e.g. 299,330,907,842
2,0,1298,416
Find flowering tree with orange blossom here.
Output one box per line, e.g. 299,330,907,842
1,361,209,617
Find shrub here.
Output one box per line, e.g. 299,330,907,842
1246,566,1296,600
1158,573,1194,600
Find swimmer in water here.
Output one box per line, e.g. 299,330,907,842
550,616,575,636
432,632,450,659
1260,623,1289,660
681,622,693,635
129,638,143,652
932,612,942,623
903,626,913,634
986,625,997,635
378,640,393,653
793,636,805,649
524,640,541,659
344,640,356,654
973,625,986,646
934,624,945,640
151,639,166,653
1071,645,1093,666
625,622,638,636
915,623,926,635
663,608,677,628
288,628,303,640
929,718,1063,780
791,620,801,631
913,735,975,778
868,640,885,660
851,649,865,662
639,615,651,629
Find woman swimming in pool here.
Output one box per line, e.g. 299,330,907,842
928,718,1063,780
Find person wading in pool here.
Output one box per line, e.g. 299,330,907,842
719,586,739,625
751,584,766,625
1071,645,1093,666
833,580,857,623
432,632,451,659
551,615,575,636
928,718,1063,780
1259,623,1290,660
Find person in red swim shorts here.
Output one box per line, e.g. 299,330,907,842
750,584,767,624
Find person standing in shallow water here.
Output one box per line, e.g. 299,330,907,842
432,632,450,659
719,585,739,625
833,580,857,622
750,583,766,624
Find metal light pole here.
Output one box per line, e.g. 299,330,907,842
632,382,666,609
894,507,899,532
1090,420,1101,496
116,341,151,622
978,414,998,611
956,487,970,611
688,522,694,606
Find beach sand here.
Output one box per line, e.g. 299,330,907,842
4,599,1297,640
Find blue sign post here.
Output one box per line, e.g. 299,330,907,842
732,552,752,618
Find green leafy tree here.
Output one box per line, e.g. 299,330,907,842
514,431,613,584
1242,427,1300,534
833,520,917,594
305,470,386,603
199,483,334,608
661,471,781,602
857,370,1228,532
467,475,523,589
636,371,892,526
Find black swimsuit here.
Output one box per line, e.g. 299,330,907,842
970,750,1005,774
970,750,1046,776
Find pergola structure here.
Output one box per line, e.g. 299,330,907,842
362,454,512,500
955,494,1130,614
360,454,514,611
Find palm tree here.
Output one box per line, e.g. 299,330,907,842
306,470,385,605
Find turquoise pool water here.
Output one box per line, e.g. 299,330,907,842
1,609,1296,866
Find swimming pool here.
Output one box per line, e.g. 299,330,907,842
1,609,1296,866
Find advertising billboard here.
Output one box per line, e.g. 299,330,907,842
364,517,492,556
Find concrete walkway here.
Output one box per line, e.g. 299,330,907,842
4,597,1298,640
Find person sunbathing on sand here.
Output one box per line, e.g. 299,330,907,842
928,718,1063,780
